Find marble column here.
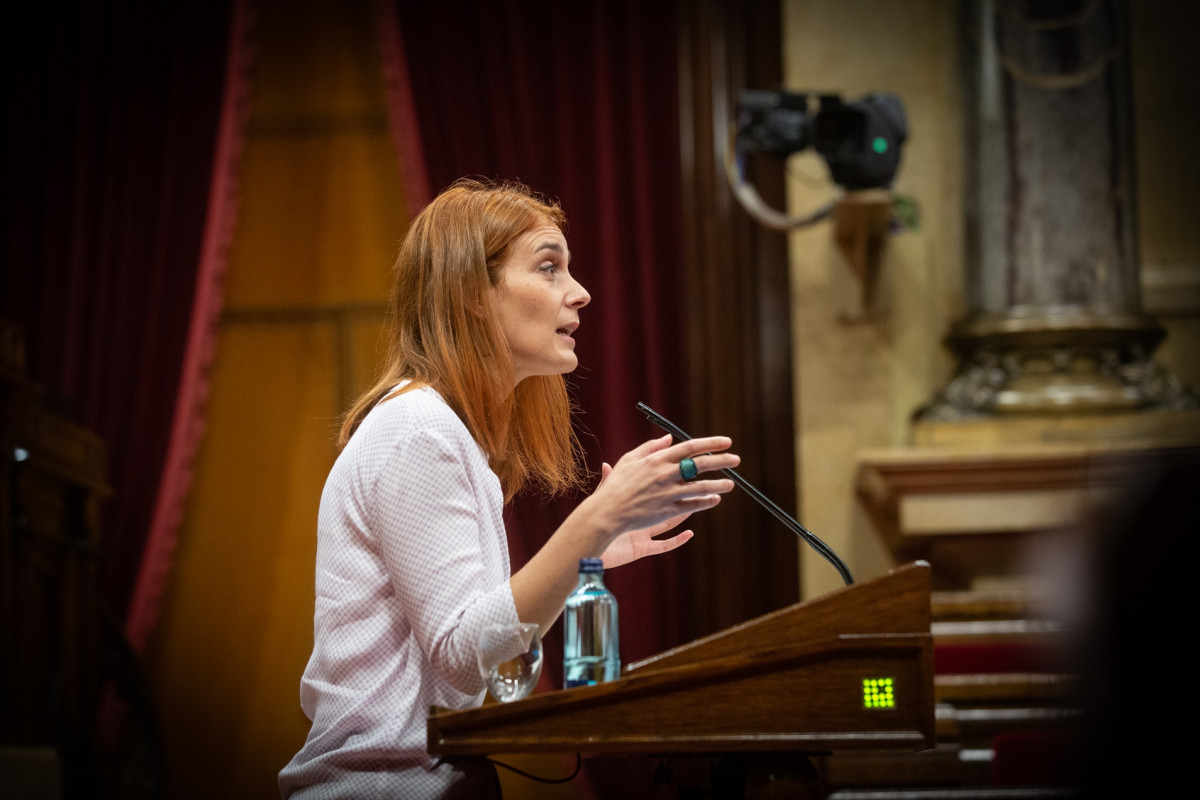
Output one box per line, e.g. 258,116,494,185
922,0,1194,419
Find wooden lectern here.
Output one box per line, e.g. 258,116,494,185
428,561,934,760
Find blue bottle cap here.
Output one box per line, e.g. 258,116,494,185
578,558,604,573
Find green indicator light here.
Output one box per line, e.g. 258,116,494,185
862,677,896,709
872,136,888,154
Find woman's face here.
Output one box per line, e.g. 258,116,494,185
490,222,591,386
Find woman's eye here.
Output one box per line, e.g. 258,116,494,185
539,262,558,274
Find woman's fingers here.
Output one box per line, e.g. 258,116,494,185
626,433,674,458
676,476,735,494
593,433,740,537
671,480,734,506
669,435,734,456
675,453,739,482
664,438,739,484
647,529,694,554
664,437,734,462
671,492,725,515
630,434,732,462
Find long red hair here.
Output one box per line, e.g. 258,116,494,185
340,178,585,501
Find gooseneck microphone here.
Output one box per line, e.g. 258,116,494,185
637,402,854,586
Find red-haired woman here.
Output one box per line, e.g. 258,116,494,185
279,179,738,799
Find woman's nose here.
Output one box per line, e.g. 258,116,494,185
569,277,591,308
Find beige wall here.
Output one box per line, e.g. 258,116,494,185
782,0,1199,599
782,0,966,598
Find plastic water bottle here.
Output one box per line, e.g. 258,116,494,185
563,558,620,688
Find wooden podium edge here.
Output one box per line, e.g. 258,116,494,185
428,560,936,757
430,633,933,754
626,560,931,675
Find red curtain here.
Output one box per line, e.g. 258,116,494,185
3,1,252,644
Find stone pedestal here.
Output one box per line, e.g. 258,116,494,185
923,0,1194,420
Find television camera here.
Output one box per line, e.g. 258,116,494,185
727,90,908,230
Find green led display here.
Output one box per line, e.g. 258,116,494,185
872,136,889,154
862,677,895,709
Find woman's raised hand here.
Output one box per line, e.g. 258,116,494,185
510,434,738,629
596,462,693,569
588,433,739,560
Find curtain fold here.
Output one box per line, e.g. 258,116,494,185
124,0,255,655
3,0,250,641
374,0,432,219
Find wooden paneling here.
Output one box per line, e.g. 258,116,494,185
677,0,800,641
430,563,934,757
150,323,338,797
1,357,110,795
227,131,401,309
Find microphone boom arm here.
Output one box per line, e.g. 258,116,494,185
637,401,854,586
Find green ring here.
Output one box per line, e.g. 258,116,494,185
679,457,699,481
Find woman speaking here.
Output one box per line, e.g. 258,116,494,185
279,179,738,798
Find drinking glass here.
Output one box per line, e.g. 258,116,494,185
477,622,543,703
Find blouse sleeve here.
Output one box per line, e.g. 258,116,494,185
368,425,519,695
